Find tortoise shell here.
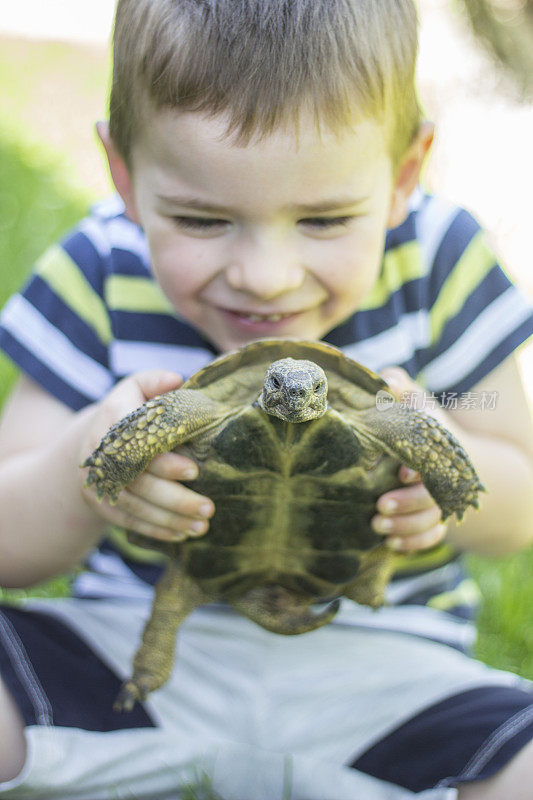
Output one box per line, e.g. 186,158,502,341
174,339,397,601
84,338,484,709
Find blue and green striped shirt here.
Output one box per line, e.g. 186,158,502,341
1,190,531,647
1,192,531,408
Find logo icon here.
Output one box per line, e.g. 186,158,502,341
375,390,394,411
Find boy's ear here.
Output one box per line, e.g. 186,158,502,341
387,121,434,229
96,121,140,224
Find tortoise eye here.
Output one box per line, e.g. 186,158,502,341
314,381,324,393
271,376,281,389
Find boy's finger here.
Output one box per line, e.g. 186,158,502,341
372,504,442,535
84,491,203,541
112,489,210,539
399,465,420,483
379,366,420,401
127,471,215,519
385,523,448,553
93,371,184,438
376,482,435,514
133,370,183,400
149,452,199,481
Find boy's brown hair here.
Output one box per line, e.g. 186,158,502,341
110,0,422,167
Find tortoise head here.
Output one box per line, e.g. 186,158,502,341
258,358,328,422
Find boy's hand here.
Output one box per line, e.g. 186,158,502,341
80,371,214,542
371,367,448,553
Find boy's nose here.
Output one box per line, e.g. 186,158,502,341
226,264,304,300
225,261,305,299
225,238,305,299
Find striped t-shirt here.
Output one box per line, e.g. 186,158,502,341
1,190,531,646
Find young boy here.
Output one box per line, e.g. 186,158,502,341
0,0,533,797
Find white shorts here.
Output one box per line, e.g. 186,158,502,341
0,596,532,800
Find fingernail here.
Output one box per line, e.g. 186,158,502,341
402,468,418,482
374,516,393,532
189,520,208,534
387,537,403,550
183,467,198,480
199,502,214,518
379,498,398,513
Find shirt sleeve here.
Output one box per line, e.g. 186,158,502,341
0,223,115,411
415,201,533,396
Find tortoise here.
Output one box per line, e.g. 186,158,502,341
82,338,484,711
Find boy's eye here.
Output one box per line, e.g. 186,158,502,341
170,215,354,232
299,216,353,229
172,216,228,231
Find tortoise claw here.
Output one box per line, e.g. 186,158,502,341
114,680,144,713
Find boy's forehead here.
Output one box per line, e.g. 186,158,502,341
132,110,392,208
135,109,389,174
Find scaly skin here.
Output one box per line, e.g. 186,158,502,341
114,561,206,712
82,389,226,502
348,403,485,522
343,544,397,608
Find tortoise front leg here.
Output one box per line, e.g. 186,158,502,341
115,561,206,712
82,389,226,502
351,404,485,522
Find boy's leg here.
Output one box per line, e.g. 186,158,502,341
457,738,533,800
0,675,26,782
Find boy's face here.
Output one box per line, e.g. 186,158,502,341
102,110,428,353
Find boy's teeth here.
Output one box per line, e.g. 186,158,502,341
241,312,286,322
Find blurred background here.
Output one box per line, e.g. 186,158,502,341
1,0,532,374
0,0,532,675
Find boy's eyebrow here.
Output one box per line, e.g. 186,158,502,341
155,194,369,214
288,197,369,214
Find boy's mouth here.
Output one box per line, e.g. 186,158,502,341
231,311,293,322
219,307,306,331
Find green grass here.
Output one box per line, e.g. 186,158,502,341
1,126,533,683
468,549,533,680
0,575,72,604
0,130,89,599
0,134,88,292
0,132,89,406
181,771,225,800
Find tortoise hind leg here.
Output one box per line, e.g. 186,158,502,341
230,585,340,634
343,545,396,608
115,562,206,712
